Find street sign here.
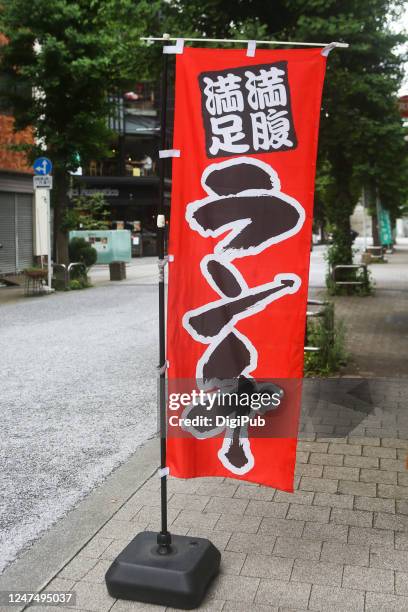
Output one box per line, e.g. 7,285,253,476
33,157,53,175
33,175,53,189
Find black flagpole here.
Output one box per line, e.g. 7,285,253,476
157,50,171,553
105,41,220,610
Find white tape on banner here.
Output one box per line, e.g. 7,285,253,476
157,214,166,228
158,467,170,477
247,40,256,57
159,149,181,159
321,42,337,56
163,38,184,54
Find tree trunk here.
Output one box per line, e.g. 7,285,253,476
52,168,70,265
325,158,355,272
320,223,327,244
371,213,380,246
331,213,353,266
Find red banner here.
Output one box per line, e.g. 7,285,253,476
166,48,327,490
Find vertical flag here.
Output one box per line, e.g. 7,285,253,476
166,48,327,489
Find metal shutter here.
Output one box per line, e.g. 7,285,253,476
0,192,16,274
16,193,33,271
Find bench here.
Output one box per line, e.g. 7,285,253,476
364,246,387,263
332,264,368,288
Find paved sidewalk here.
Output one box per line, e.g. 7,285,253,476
3,426,407,612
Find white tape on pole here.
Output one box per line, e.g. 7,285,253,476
158,467,170,478
247,40,256,57
163,38,184,54
322,42,339,56
159,149,180,159
157,214,166,228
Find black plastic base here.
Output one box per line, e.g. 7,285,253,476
105,531,221,610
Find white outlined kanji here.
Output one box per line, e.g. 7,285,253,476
203,73,244,115
251,110,294,151
209,115,249,155
245,67,287,110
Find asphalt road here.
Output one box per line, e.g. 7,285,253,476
0,279,158,572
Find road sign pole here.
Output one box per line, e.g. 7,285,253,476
46,190,52,291
33,170,53,292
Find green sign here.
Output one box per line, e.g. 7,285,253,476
379,208,392,246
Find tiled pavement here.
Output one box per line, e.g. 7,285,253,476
34,429,408,612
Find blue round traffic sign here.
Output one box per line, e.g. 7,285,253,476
33,157,53,175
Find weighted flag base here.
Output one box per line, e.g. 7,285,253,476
105,531,221,610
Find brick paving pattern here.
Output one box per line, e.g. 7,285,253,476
39,428,408,612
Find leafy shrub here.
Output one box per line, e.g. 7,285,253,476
304,303,348,376
68,277,91,290
68,237,97,269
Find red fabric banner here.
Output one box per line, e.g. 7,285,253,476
166,48,327,490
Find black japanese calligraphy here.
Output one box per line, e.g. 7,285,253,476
180,157,304,474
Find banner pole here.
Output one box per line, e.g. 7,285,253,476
140,36,349,49
157,49,171,553
105,40,221,609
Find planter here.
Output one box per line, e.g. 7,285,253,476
24,268,48,280
23,269,48,296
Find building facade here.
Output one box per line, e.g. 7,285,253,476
71,82,172,255
0,111,35,276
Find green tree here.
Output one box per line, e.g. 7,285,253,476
62,193,110,231
295,0,407,273
162,0,408,275
0,0,160,264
